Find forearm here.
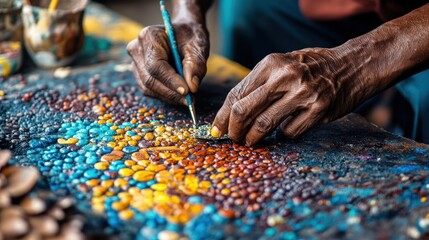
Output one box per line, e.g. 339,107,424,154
172,0,214,25
334,4,429,95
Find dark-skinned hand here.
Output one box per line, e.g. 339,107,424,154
127,22,209,105
212,3,429,146
211,48,369,146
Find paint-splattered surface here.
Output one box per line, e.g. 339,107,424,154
1,61,429,240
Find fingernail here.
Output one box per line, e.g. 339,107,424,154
210,126,221,138
177,87,186,95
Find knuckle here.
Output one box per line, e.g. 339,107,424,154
146,61,162,77
138,26,156,40
231,103,246,120
126,40,137,55
255,115,273,134
227,88,240,103
263,53,283,63
143,76,156,89
282,127,297,139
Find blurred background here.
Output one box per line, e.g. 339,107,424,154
99,0,221,53
95,0,415,142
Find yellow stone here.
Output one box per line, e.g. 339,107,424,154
116,129,125,134
199,181,211,189
221,188,231,195
110,125,118,130
118,168,134,177
112,201,128,211
124,160,136,166
155,126,166,134
159,152,171,159
150,183,168,191
131,135,142,141
221,179,231,185
133,171,155,182
146,164,166,172
105,191,115,197
101,154,122,162
94,162,109,170
86,179,100,187
57,138,79,145
92,186,107,197
184,175,199,192
128,187,141,195
171,195,181,204
107,142,117,148
92,203,105,214
132,165,145,171
128,140,138,146
101,180,114,188
114,178,129,188
144,132,155,141
155,170,173,183
140,189,154,198
119,209,134,220
137,160,150,167
153,192,171,204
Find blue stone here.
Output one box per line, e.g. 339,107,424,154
126,130,137,136
136,182,148,189
53,160,62,166
84,145,98,152
123,146,138,153
74,156,86,163
84,169,100,179
29,140,43,148
188,196,203,204
86,156,98,164
67,152,78,158
59,148,70,154
63,163,73,170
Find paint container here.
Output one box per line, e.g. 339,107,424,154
22,0,88,68
0,41,22,76
0,0,23,76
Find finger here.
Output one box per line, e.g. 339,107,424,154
212,66,267,137
244,96,300,146
280,108,323,139
138,26,190,95
132,63,187,105
228,85,284,142
182,42,208,93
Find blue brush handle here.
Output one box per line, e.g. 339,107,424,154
160,0,193,105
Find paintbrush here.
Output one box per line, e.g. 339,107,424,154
159,0,198,129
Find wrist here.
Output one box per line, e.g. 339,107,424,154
171,0,208,27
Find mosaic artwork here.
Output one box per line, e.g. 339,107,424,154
1,62,429,240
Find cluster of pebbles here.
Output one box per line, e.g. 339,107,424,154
0,150,84,240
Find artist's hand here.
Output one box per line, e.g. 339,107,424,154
212,48,376,145
127,22,209,105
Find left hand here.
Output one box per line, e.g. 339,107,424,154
211,48,372,146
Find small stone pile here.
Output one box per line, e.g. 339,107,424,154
0,150,84,240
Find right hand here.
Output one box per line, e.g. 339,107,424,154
127,22,210,105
